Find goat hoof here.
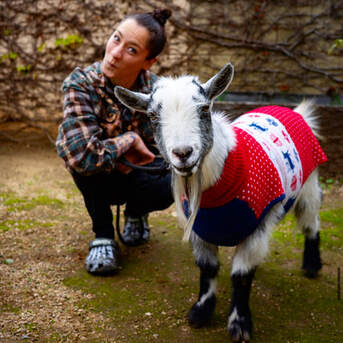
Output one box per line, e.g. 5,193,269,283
302,257,322,279
228,321,252,342
303,267,320,279
228,309,252,342
187,295,216,328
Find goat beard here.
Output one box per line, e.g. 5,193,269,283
172,170,202,242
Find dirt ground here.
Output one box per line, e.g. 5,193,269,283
0,125,342,343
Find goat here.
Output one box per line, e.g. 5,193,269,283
114,62,328,342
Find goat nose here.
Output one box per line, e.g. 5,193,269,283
172,146,193,161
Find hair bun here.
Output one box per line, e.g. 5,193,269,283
153,8,172,26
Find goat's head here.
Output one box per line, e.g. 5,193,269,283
115,62,234,177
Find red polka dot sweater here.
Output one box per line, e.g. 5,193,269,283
190,106,328,246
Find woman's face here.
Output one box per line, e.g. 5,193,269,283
102,18,156,88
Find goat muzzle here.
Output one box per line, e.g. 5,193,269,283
172,146,193,162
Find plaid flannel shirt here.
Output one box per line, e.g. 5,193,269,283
56,62,156,175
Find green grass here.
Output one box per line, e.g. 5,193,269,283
0,219,54,232
0,191,62,232
1,192,64,212
253,265,342,342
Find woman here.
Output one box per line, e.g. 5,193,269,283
56,9,173,274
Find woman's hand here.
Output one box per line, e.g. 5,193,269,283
116,133,155,174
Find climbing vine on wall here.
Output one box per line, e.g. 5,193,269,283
0,0,342,141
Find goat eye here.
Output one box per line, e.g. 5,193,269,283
199,104,210,119
200,104,210,113
148,111,159,123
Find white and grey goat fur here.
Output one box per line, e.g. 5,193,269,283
114,63,323,342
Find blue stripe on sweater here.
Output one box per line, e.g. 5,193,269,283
184,195,286,246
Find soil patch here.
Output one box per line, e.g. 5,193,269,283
0,129,342,342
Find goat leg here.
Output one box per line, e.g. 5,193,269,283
228,269,256,342
188,260,219,327
188,233,219,327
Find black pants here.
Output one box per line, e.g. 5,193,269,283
71,162,173,240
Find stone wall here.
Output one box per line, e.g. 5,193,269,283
1,0,342,124
173,0,343,96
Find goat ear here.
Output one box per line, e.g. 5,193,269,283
202,62,234,101
114,86,150,113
